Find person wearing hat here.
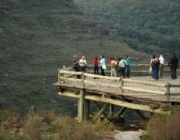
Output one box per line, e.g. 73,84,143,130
159,54,164,78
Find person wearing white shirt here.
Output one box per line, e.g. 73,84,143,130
119,57,127,78
79,56,87,72
99,55,106,76
159,54,164,78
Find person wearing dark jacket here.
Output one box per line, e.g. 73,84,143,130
73,55,80,79
171,53,179,79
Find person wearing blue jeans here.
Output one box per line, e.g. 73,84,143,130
152,58,160,80
154,67,159,80
125,56,131,78
150,55,156,78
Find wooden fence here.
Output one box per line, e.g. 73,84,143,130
55,68,180,122
60,64,180,76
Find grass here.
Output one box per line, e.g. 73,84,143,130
142,109,180,140
0,110,116,140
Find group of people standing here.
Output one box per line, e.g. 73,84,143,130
150,53,179,80
73,55,106,78
109,56,131,78
73,54,131,78
92,55,106,76
73,53,179,80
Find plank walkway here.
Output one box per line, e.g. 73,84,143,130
55,69,180,121
57,76,180,105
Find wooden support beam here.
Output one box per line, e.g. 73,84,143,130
85,95,170,115
109,96,116,117
92,103,110,122
116,99,132,117
92,101,109,120
116,107,127,117
79,90,84,122
84,100,90,121
109,104,114,117
135,110,147,120
166,83,170,106
120,79,124,94
77,99,80,121
58,92,80,98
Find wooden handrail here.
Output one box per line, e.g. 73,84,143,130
123,78,166,87
56,67,180,120
59,70,167,95
58,69,180,103
84,80,120,88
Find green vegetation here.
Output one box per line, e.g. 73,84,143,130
0,0,149,114
1,1,180,138
0,110,114,140
74,0,180,56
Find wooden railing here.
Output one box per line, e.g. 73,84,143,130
56,68,180,121
60,64,180,76
58,69,180,105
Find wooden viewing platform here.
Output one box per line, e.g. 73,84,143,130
54,65,180,122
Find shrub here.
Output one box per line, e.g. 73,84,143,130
143,110,180,140
0,110,100,140
0,110,11,123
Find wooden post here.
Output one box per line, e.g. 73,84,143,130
120,78,124,94
82,72,85,88
79,90,84,122
166,83,171,106
84,100,90,121
77,99,80,121
79,72,85,122
58,69,60,84
109,96,115,117
109,104,114,117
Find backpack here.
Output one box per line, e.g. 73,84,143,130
151,60,159,68
111,61,116,69
123,60,127,67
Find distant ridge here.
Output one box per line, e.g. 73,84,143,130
0,0,148,113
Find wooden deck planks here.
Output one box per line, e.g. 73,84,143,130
56,76,180,104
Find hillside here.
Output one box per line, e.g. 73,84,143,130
74,0,180,57
0,0,149,114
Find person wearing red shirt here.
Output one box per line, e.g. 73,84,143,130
92,56,100,78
